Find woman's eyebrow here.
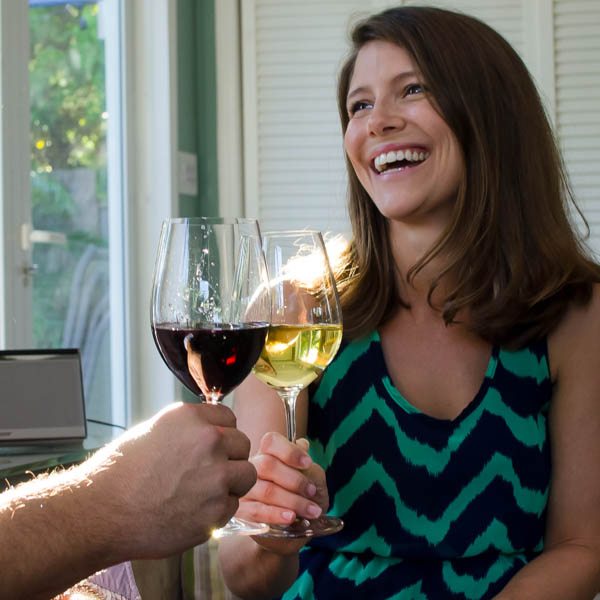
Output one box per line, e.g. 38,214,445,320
346,70,419,102
346,85,370,103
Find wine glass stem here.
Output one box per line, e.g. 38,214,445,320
278,389,300,443
206,392,222,405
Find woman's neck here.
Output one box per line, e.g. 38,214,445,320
388,221,450,306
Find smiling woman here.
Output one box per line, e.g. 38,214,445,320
217,5,600,600
342,41,464,228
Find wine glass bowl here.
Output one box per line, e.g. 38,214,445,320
253,230,344,538
151,217,270,537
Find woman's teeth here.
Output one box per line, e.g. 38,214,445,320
374,149,430,173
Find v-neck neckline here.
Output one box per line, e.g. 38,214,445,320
372,329,499,425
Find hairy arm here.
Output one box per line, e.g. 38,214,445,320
0,402,256,600
0,460,122,600
495,285,600,599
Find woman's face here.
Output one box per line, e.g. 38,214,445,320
344,41,464,231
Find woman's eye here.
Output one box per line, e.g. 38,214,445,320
348,100,372,116
405,83,424,96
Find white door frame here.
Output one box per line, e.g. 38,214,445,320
126,0,179,421
0,0,32,348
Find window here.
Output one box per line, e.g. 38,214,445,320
0,0,129,426
1,0,182,425
28,0,121,425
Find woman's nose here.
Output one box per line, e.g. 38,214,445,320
367,101,406,136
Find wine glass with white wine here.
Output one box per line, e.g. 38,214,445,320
253,230,344,538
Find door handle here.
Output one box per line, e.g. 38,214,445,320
20,223,67,251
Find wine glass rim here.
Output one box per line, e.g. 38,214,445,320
162,216,258,225
263,229,323,237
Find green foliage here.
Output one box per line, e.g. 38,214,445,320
29,3,106,172
30,171,75,223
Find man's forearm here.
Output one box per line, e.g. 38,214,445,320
0,466,118,600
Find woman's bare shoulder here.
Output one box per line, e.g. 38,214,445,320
548,282,600,381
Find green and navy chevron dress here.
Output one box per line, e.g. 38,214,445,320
281,330,551,600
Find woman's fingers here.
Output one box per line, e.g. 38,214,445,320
259,431,313,470
242,479,323,522
239,430,329,522
237,498,296,525
251,452,316,497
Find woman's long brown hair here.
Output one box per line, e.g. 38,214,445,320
336,6,600,347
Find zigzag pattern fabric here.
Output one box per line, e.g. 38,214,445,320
280,330,551,599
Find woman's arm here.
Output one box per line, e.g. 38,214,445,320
495,285,600,599
219,374,329,599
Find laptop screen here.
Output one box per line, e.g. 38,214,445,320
0,349,87,444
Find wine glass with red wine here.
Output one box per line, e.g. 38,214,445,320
151,217,271,538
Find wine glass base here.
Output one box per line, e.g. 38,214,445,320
256,516,344,539
211,517,270,539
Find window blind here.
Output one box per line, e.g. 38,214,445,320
554,0,600,255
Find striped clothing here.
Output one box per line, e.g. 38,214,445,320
281,330,552,599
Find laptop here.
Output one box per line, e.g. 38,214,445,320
0,348,87,449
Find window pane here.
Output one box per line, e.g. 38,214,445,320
29,1,111,424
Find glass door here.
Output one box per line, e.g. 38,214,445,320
0,0,128,427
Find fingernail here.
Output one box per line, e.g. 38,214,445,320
297,438,310,451
299,455,312,468
307,504,322,518
306,483,317,497
282,510,295,522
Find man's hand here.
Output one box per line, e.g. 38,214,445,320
83,402,257,561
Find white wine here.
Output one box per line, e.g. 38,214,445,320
253,324,342,390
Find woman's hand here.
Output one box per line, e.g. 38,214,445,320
237,432,329,527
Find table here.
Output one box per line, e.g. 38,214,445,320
0,421,124,487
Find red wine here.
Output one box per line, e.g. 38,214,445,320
152,323,268,400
